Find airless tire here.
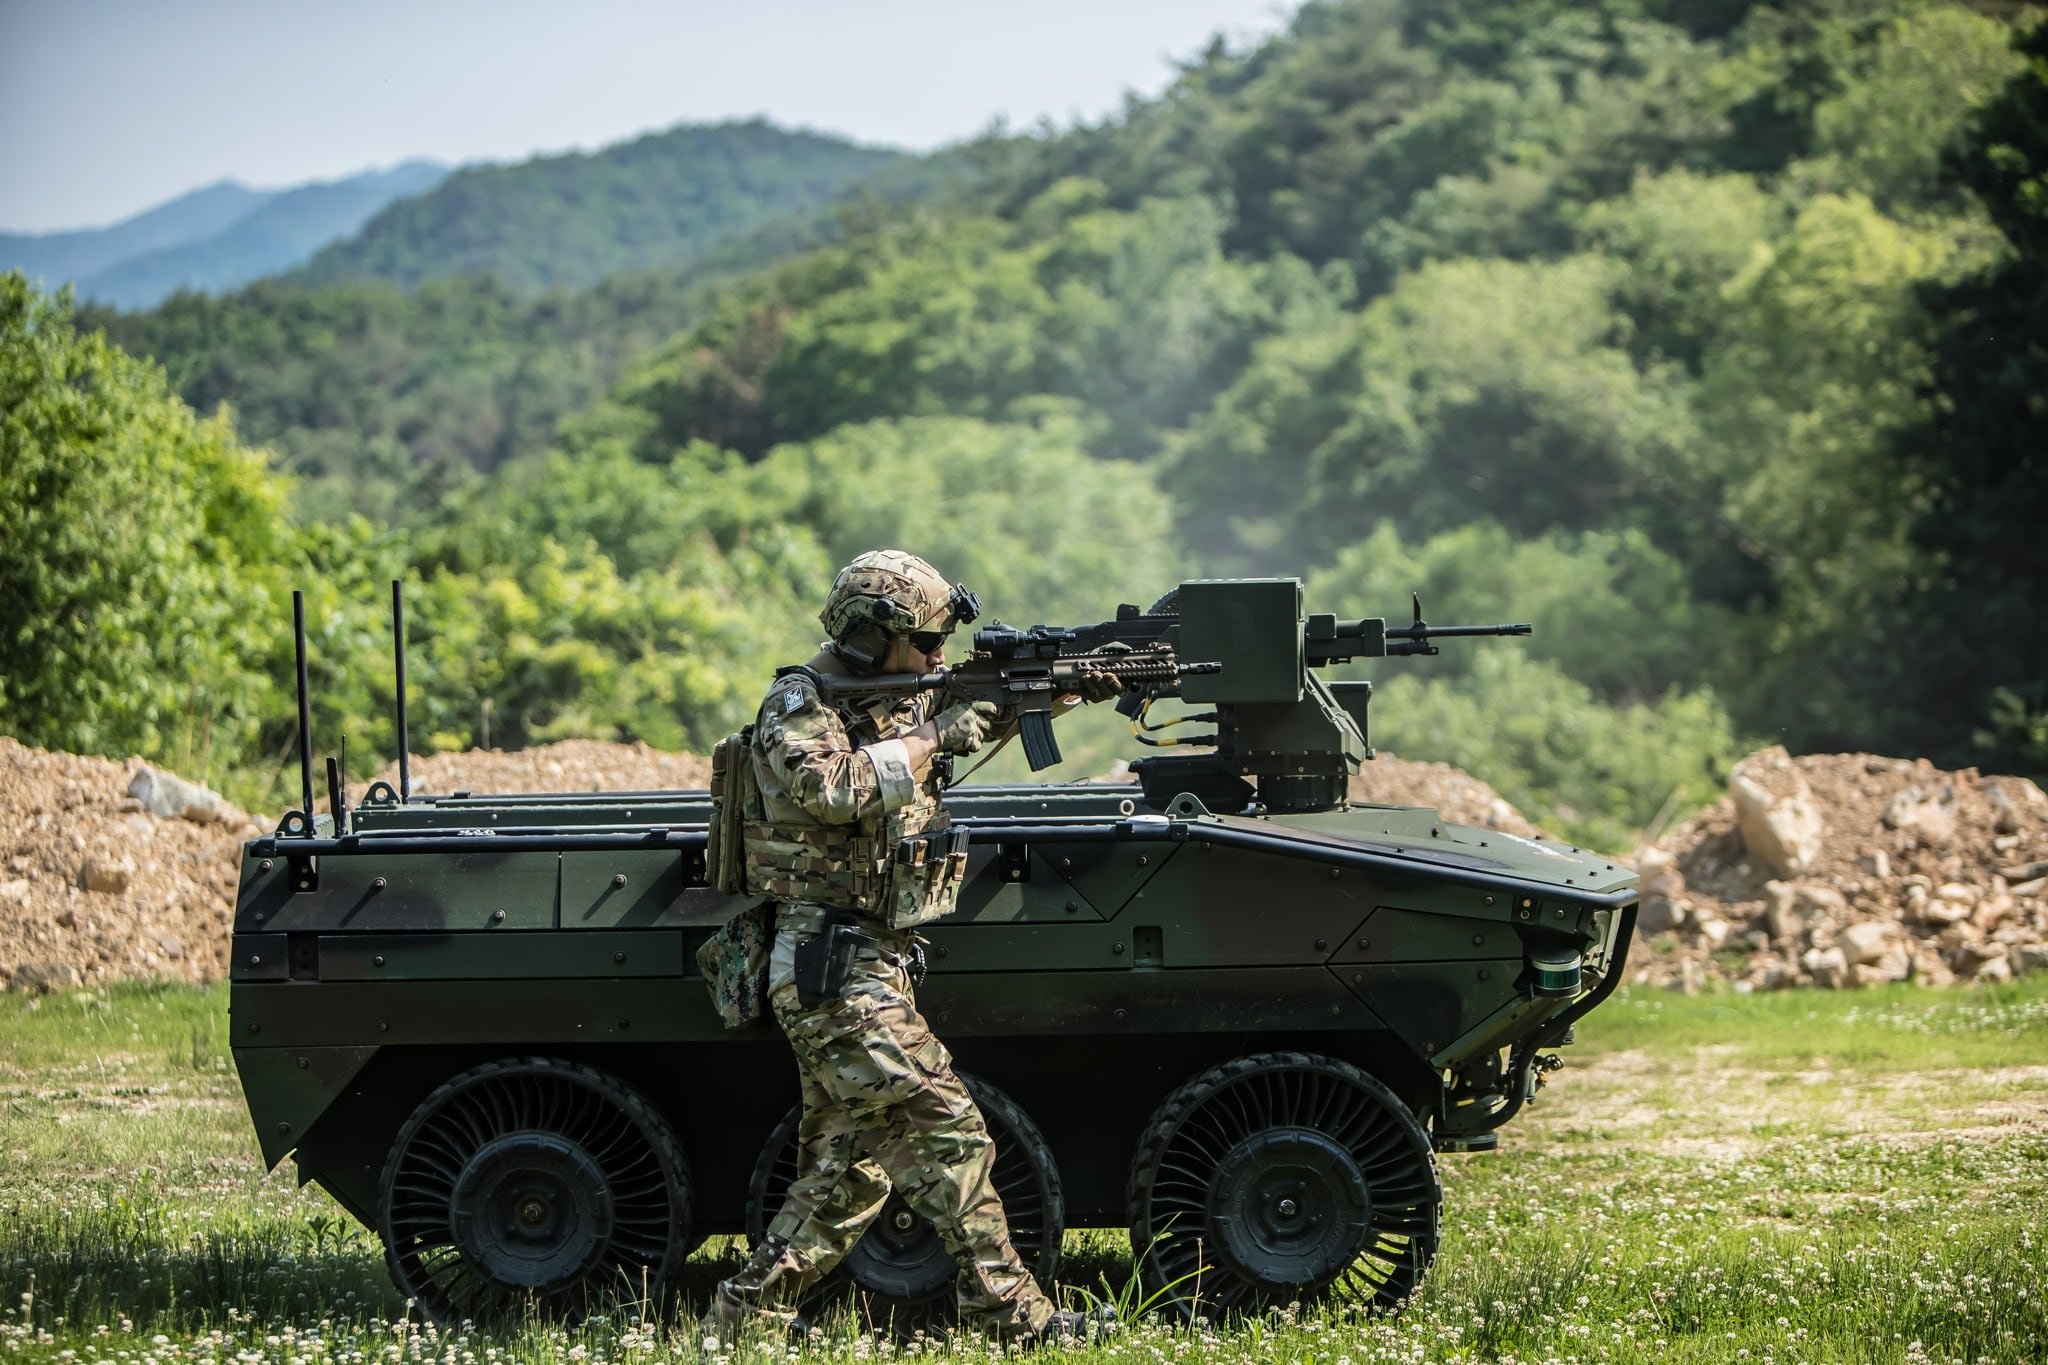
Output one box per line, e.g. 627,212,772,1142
378,1057,692,1324
1127,1051,1440,1318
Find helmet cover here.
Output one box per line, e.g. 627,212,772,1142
820,551,975,653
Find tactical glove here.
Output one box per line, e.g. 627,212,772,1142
934,699,999,754
1074,669,1123,703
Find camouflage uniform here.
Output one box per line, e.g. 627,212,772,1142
707,650,1055,1338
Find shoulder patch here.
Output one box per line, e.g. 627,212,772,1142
759,672,823,741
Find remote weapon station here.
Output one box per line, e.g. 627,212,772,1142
231,579,1637,1325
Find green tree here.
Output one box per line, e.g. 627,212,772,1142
1032,193,1338,459
1580,167,1783,367
1690,192,1960,747
1806,3,2021,209
402,540,783,755
1890,18,2048,773
1165,253,1705,571
1306,521,1745,705
763,221,1061,440
746,414,1186,626
1362,13,1730,283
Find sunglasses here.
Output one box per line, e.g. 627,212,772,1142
907,630,952,654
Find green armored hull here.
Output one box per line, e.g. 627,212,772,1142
229,579,1639,1324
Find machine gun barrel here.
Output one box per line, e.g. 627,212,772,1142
1303,593,1533,663
1383,619,1532,656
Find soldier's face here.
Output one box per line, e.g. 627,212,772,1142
886,631,946,672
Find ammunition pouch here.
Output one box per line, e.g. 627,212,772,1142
879,809,971,931
792,910,878,1010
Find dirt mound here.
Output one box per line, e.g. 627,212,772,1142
1631,747,2048,992
0,737,257,990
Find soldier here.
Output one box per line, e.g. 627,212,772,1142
705,550,1118,1345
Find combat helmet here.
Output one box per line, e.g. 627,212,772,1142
821,550,980,671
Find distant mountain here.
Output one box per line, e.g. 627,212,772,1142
2,181,273,288
292,119,906,292
2,162,449,310
76,161,449,309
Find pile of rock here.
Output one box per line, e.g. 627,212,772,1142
0,737,261,990
1632,747,2048,991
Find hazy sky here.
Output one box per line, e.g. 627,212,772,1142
0,0,1296,235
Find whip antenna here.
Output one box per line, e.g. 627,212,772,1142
392,579,411,802
293,589,315,834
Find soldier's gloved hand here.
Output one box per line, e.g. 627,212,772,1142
934,700,999,754
1074,669,1123,703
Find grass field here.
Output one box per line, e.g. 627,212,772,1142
3,978,2044,1363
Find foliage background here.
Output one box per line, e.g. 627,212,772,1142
6,0,2046,848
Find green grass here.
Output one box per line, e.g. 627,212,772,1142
4,977,2046,1362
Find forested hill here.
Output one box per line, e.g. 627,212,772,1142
16,0,2047,848
555,0,2042,778
89,267,744,519
289,119,909,292
88,121,927,511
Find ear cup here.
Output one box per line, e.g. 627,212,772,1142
836,621,893,671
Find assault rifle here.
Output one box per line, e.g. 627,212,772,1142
815,623,1221,772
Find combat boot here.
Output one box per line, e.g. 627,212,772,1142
1017,1304,1118,1349
700,1235,806,1341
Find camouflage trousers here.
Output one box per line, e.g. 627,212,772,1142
707,925,1054,1337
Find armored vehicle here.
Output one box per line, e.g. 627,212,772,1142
230,578,1638,1326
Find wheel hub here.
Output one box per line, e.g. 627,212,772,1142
1207,1127,1372,1290
451,1133,616,1289
842,1193,953,1300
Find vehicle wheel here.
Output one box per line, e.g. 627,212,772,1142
378,1057,692,1324
746,1073,1062,1332
1127,1051,1440,1318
